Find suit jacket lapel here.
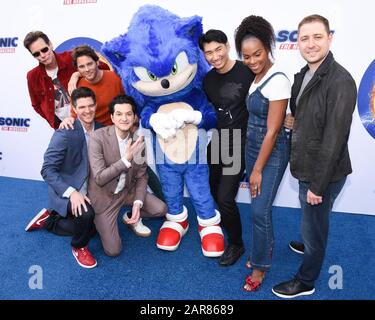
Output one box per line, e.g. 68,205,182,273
109,125,135,188
109,125,121,163
125,132,135,187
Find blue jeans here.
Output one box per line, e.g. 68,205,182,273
296,177,347,287
246,127,290,271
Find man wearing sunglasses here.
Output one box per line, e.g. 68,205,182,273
24,31,109,129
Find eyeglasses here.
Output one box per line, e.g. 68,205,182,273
31,46,50,58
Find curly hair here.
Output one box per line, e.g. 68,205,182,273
234,15,275,58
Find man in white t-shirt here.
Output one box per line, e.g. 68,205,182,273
24,31,109,129
24,31,76,129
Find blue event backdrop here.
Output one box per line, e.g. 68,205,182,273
357,59,375,139
56,37,103,52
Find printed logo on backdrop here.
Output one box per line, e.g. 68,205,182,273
276,29,335,51
0,37,18,53
56,37,110,68
276,30,299,50
0,117,30,132
63,0,97,5
0,152,2,160
358,59,375,139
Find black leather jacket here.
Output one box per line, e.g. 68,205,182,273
290,51,357,195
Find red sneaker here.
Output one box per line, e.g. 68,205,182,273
25,208,50,231
157,219,189,251
72,246,97,269
198,224,225,257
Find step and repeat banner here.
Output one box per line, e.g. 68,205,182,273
0,0,374,215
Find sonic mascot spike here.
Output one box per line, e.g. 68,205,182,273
102,5,224,257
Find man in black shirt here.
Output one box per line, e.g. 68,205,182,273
199,30,254,266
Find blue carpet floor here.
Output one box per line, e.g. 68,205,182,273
0,176,374,300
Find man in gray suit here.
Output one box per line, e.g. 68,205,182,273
88,95,167,257
25,87,101,269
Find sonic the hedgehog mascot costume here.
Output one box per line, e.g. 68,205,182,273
102,5,224,257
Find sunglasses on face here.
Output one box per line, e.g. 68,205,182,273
31,46,50,58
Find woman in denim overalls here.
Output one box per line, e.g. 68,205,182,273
235,16,291,291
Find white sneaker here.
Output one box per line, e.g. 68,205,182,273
123,213,151,237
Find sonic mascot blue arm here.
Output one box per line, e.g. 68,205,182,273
102,5,224,257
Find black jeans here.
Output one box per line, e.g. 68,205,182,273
296,177,347,287
207,132,245,247
44,200,96,249
147,166,165,202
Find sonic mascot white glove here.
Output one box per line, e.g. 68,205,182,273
149,113,178,140
169,109,202,128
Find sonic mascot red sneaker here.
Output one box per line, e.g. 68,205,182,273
198,211,224,257
157,206,189,251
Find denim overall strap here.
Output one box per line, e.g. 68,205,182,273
258,72,288,92
247,72,289,129
256,71,289,140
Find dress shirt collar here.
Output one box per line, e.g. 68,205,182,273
116,131,130,144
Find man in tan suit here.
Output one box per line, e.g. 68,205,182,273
88,94,167,256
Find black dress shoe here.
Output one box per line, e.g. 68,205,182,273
289,241,305,254
272,278,315,299
219,244,245,267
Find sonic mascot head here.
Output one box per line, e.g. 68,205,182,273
102,5,224,258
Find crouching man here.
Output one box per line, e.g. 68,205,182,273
26,87,101,268
88,95,167,256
